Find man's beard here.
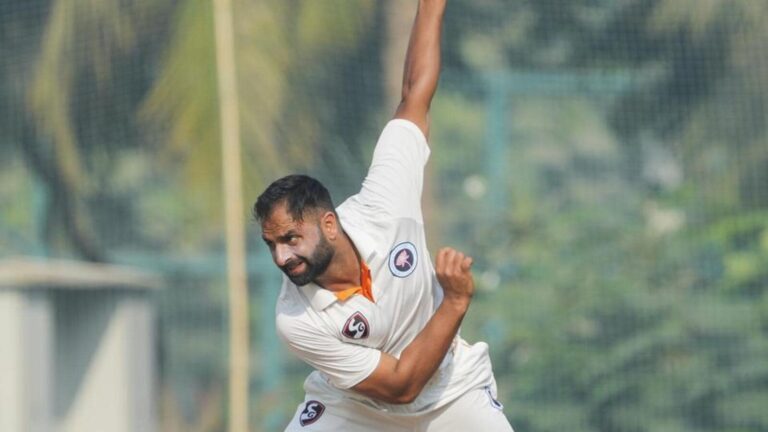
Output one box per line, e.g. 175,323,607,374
281,234,335,286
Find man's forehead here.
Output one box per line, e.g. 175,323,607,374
261,205,315,234
262,211,300,232
264,202,293,222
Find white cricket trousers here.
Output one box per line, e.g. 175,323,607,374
283,385,515,432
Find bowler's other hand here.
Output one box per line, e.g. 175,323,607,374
435,247,474,310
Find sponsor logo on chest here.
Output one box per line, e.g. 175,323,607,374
388,241,418,278
342,311,370,339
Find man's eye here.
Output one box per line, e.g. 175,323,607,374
288,236,299,244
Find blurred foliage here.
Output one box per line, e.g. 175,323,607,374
1,0,767,431
141,0,376,224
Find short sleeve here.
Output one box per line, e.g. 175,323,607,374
357,119,431,222
276,313,382,389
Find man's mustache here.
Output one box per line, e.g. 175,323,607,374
281,257,307,273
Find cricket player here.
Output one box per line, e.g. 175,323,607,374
254,1,514,430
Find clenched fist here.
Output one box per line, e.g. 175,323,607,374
435,247,475,309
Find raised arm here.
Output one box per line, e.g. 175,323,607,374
393,0,446,136
352,247,474,404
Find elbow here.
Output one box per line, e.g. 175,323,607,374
358,387,418,405
400,82,430,108
383,393,417,405
385,385,420,405
400,78,420,103
394,392,419,405
353,356,426,405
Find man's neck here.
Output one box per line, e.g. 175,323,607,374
314,231,361,292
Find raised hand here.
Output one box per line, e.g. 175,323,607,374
435,247,475,309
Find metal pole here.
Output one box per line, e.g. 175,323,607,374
258,248,284,430
211,0,249,430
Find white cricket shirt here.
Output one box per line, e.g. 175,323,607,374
276,119,494,414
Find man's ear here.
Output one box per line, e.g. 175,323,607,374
320,211,339,239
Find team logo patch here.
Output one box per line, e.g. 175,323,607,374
484,386,504,411
342,311,370,339
388,242,418,278
299,400,325,426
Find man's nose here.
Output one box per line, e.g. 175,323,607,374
273,245,292,267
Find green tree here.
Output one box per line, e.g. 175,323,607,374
433,1,768,430
7,0,174,260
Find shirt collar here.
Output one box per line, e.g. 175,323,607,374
299,282,338,311
298,218,379,312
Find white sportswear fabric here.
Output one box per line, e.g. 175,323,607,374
276,119,495,416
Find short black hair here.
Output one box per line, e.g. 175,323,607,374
253,174,336,222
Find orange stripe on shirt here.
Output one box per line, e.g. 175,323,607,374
334,260,374,302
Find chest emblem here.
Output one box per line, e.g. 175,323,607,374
299,400,325,426
388,241,418,278
342,311,370,339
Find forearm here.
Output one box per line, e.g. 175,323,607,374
401,0,445,101
353,297,469,404
392,297,468,398
395,0,446,133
